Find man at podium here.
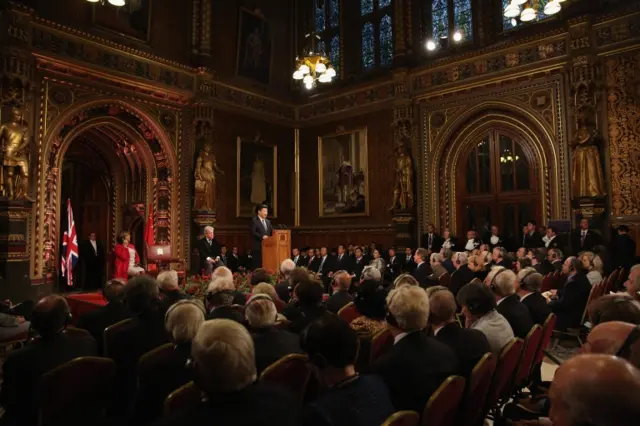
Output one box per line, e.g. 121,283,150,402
251,204,273,270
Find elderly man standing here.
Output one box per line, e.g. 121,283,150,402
197,226,221,275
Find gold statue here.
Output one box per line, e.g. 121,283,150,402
0,107,33,201
570,114,606,198
194,143,224,211
389,122,414,210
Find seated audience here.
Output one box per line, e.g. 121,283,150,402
0,296,97,426
457,281,514,353
411,247,432,287
427,286,491,376
157,269,189,314
588,294,640,326
213,266,246,305
133,299,205,424
245,294,302,375
580,251,604,285
492,247,509,268
549,257,592,330
326,270,354,314
516,267,551,325
427,252,447,281
302,314,395,426
469,252,490,282
275,259,296,303
77,279,129,355
155,319,300,426
0,311,29,344
350,278,387,337
370,285,459,413
252,282,286,312
251,268,272,288
583,321,640,367
547,248,564,272
516,257,533,272
369,248,386,276
485,267,534,338
441,247,455,274
392,273,419,289
205,276,245,323
516,247,527,259
282,279,327,334
625,264,640,301
532,251,553,275
450,252,475,296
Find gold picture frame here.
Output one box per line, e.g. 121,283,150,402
236,136,278,218
91,0,152,44
318,128,369,218
235,8,273,85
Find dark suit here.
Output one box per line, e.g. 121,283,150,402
422,233,444,254
251,328,304,375
275,280,292,303
496,294,534,339
611,233,636,270
538,260,555,276
0,331,97,426
335,253,354,274
449,265,475,296
326,290,354,314
387,255,403,280
524,231,544,249
307,256,320,273
487,235,504,250
551,260,563,272
292,255,306,268
206,306,245,324
545,235,564,251
353,257,368,280
80,239,106,290
227,254,240,272
521,292,552,326
281,305,327,334
549,272,592,330
370,331,459,413
251,216,273,269
571,229,603,255
402,254,416,274
76,301,130,355
196,237,221,274
435,322,491,377
442,258,455,274
158,290,191,315
412,262,432,287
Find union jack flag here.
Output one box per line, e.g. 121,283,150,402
60,199,78,287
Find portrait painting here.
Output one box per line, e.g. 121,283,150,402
236,8,272,85
92,0,151,42
236,136,277,218
318,128,369,218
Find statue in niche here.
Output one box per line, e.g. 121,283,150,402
570,111,606,199
194,142,224,211
0,106,33,201
389,120,414,210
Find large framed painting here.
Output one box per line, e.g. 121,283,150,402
318,128,369,218
236,8,272,85
236,136,277,218
92,0,152,43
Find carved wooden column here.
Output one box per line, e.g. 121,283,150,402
191,0,213,67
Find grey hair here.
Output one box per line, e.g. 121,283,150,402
361,265,381,282
157,269,179,291
453,252,468,265
280,259,296,276
165,300,205,344
430,253,443,263
204,226,214,233
244,295,277,328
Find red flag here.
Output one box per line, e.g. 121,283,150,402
144,205,154,246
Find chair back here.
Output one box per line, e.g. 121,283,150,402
422,375,466,426
580,283,601,325
259,354,311,406
601,274,615,295
382,411,420,426
439,273,451,288
457,353,496,426
38,357,116,426
513,325,543,393
371,329,394,363
230,304,245,316
138,342,174,379
533,313,556,367
541,273,554,292
485,338,524,410
163,381,202,416
103,317,133,358
337,302,361,324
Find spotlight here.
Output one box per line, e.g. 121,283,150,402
426,39,436,51
453,31,462,42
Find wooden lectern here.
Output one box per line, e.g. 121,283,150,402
262,230,291,273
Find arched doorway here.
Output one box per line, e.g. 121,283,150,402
457,129,541,247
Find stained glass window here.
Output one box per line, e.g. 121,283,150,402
330,35,340,72
432,0,449,41
362,22,375,70
361,0,374,15
317,40,326,56
315,0,325,32
380,14,393,65
379,0,392,7
329,0,340,28
315,0,341,79
453,0,472,40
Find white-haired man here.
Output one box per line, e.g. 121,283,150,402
196,226,221,275
370,286,459,414
205,277,244,324
157,319,300,426
157,269,189,313
274,259,296,303
450,252,474,296
484,266,534,339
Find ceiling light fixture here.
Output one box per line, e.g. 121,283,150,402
426,39,436,51
504,0,564,21
453,31,463,42
292,33,335,91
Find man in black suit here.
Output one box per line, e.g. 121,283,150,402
196,226,222,274
491,246,509,268
403,247,416,273
77,280,130,355
572,218,603,255
205,277,245,324
547,248,564,272
524,220,544,249
352,247,367,281
449,252,476,296
487,225,505,250
422,224,444,255
611,225,637,272
515,268,551,325
157,269,191,315
326,271,354,313
251,204,273,270
545,226,564,251
0,295,97,426
227,246,240,272
486,267,534,339
411,248,432,288
317,246,338,290
80,232,106,290
219,244,230,268
549,257,592,330
441,248,455,274
428,288,491,376
291,247,306,268
387,247,403,280
370,285,459,413
532,251,553,275
335,244,354,274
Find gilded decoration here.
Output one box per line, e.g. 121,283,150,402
194,142,223,212
0,106,33,201
570,110,607,199
389,119,415,211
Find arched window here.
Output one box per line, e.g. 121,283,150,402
361,0,393,71
423,0,473,45
316,0,341,73
502,0,555,31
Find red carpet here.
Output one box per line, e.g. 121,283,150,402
64,292,107,324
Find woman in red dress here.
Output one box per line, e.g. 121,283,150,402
113,231,144,281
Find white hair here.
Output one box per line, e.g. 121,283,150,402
486,266,517,296
165,300,205,344
206,276,235,307
362,265,381,282
244,294,277,328
386,286,430,331
280,259,296,276
454,252,468,265
204,226,214,233
157,269,179,291
430,253,443,263
213,266,233,279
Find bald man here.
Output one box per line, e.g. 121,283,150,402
583,321,640,368
0,295,96,425
549,354,640,426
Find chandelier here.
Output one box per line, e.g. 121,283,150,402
292,33,336,90
86,0,126,6
504,0,564,23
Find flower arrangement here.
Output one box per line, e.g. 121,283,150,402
180,268,280,298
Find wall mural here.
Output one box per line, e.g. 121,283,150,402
236,134,277,218
236,8,272,85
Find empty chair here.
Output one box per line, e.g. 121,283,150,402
382,411,420,426
421,375,466,426
337,302,361,324
259,353,311,407
457,353,497,426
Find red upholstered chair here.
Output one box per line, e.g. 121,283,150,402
485,338,524,417
382,411,420,426
337,302,361,324
164,381,203,416
421,375,466,426
438,273,451,288
146,244,186,284
371,329,394,364
532,313,556,370
553,283,601,346
541,273,554,293
457,353,497,426
512,325,543,396
103,318,133,358
259,354,311,407
38,357,116,426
